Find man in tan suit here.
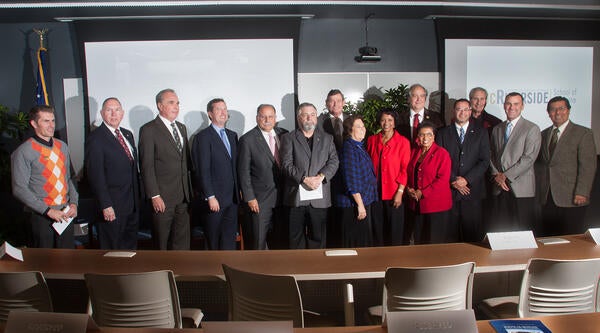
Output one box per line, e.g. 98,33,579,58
489,92,541,232
535,96,597,236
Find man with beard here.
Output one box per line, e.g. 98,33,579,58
280,103,339,249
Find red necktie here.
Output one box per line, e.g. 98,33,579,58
412,113,420,141
115,129,133,162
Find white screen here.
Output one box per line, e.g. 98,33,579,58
84,39,295,141
445,39,600,147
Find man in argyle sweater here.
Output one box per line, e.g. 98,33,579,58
11,105,78,248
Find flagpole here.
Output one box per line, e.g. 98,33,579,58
34,28,50,106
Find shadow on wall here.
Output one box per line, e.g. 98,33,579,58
278,93,296,131
128,105,154,142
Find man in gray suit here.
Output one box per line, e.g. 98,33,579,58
281,102,339,249
489,92,541,232
535,96,597,236
238,104,288,250
139,89,192,250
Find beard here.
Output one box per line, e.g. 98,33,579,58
301,122,316,132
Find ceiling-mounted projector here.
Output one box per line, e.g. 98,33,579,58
355,13,381,63
355,46,381,62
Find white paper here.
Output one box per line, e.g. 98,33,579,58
299,183,323,201
325,250,358,256
104,251,136,258
0,241,24,261
485,231,538,250
52,206,74,235
537,237,570,245
585,228,600,244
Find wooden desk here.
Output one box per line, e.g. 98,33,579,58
0,235,598,280
2,312,593,333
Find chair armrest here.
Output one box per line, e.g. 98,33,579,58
181,307,204,328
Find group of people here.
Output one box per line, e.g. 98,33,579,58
11,84,597,250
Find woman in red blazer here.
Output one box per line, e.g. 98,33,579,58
366,109,411,246
406,122,452,244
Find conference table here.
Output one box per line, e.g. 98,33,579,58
0,234,598,280
2,313,596,333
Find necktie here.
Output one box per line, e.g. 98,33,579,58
171,122,183,152
333,117,343,147
504,122,513,144
115,129,133,162
220,128,231,157
459,127,465,144
548,127,559,157
412,113,420,141
269,132,279,165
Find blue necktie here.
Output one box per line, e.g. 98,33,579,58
220,128,231,157
504,122,513,144
459,127,465,144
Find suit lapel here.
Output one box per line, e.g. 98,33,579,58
154,117,181,154
309,131,322,168
100,123,131,162
254,128,275,163
209,126,232,160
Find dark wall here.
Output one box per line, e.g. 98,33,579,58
299,18,438,73
0,22,80,140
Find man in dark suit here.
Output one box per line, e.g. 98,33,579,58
469,87,502,136
317,89,346,151
316,89,346,247
281,102,339,249
396,83,444,147
139,89,192,250
193,98,239,250
238,104,288,250
489,92,541,232
436,98,490,242
86,97,140,249
535,96,597,236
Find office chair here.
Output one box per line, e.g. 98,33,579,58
0,271,53,322
84,270,202,328
368,262,475,323
479,258,600,319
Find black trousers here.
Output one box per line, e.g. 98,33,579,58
97,210,139,250
289,206,327,249
406,209,450,244
204,203,238,250
337,205,373,248
540,192,588,237
488,191,536,233
29,212,74,248
371,200,406,246
452,199,482,243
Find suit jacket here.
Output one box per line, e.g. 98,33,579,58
472,110,502,137
280,128,339,208
86,123,140,218
406,142,452,214
193,125,239,207
317,113,344,151
237,126,288,208
490,117,541,198
139,116,192,206
535,121,597,207
396,109,444,144
436,122,490,201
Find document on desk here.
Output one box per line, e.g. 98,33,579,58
299,183,323,201
0,241,24,262
104,251,137,258
52,206,74,235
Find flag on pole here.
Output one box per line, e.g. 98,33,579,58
34,28,50,106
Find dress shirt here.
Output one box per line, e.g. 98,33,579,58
410,109,424,137
260,129,280,148
158,115,184,146
552,120,569,141
103,122,134,156
455,121,469,140
336,138,378,208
